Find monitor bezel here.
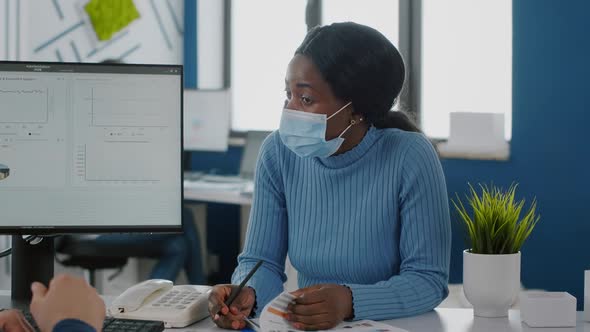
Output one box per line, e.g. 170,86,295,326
0,61,184,234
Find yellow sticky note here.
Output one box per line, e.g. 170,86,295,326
85,0,140,41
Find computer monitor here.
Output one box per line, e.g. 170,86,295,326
239,131,270,180
0,61,183,301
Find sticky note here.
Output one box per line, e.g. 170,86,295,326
84,0,140,41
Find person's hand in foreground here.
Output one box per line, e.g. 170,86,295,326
0,309,34,332
30,274,105,332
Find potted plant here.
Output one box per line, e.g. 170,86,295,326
453,183,540,318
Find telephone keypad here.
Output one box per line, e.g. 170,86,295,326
151,290,202,308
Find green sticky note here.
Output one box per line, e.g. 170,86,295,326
85,0,140,41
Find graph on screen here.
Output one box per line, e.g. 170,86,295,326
0,63,182,230
0,88,49,123
75,142,166,184
87,87,168,128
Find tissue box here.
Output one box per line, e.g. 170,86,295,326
436,112,510,159
448,112,505,148
520,292,577,327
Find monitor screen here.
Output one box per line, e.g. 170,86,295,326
240,131,270,180
0,62,183,233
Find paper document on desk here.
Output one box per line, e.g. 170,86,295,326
258,292,408,332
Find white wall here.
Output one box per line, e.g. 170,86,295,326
196,0,224,89
1,0,183,63
0,0,20,60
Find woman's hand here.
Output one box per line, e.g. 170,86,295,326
208,284,256,330
287,284,353,331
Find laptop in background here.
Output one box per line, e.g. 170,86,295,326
196,131,270,184
239,131,271,180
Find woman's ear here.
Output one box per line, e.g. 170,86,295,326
351,110,364,124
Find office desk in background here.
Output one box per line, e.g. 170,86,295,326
183,175,253,249
183,174,299,293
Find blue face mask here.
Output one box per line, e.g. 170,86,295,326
279,101,354,158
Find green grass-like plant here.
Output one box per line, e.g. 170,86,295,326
452,183,540,255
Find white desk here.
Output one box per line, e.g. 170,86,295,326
183,179,253,248
184,179,253,206
176,308,590,332
2,293,587,331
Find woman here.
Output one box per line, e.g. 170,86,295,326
209,22,451,330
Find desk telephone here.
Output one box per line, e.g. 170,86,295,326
109,279,212,328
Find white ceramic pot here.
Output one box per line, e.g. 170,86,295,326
463,249,521,317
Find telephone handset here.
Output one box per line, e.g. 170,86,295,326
109,279,212,328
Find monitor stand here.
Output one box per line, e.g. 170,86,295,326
11,235,54,302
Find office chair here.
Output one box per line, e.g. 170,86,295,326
54,208,203,288
55,235,130,287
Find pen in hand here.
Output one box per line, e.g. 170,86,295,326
215,260,263,320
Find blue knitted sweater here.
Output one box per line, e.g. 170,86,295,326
233,126,451,320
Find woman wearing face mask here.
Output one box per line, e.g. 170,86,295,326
208,22,451,331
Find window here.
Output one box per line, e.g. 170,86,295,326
230,1,307,132
230,0,513,146
322,0,399,47
421,0,512,140
231,0,399,132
